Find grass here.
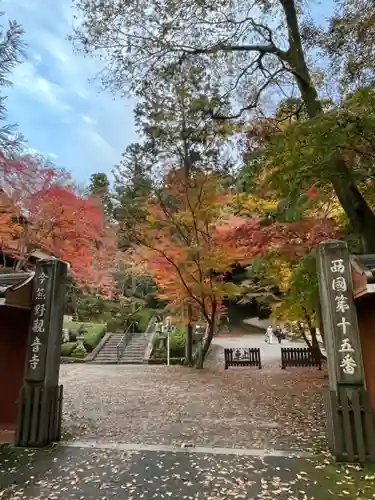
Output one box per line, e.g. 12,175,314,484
300,457,375,498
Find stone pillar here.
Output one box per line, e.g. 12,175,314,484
16,259,68,447
317,240,365,389
317,241,375,462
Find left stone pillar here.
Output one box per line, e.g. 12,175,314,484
16,259,68,447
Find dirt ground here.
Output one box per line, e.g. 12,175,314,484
60,360,327,452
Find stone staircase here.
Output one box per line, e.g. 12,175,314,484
91,332,124,364
91,331,150,364
118,334,149,364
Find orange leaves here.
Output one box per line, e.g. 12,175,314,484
218,216,340,262
131,166,341,321
0,154,117,296
132,170,244,320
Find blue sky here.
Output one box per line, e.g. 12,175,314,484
3,0,137,184
3,1,332,186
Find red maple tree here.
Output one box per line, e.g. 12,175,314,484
215,216,340,263
0,154,117,296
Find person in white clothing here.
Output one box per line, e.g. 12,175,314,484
265,325,274,344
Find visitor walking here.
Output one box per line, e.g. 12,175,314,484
265,325,274,344
274,325,283,344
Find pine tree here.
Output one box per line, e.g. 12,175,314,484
87,172,114,218
0,11,25,156
112,142,152,249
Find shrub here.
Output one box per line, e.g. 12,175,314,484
70,348,87,359
60,356,85,364
84,324,107,350
169,327,185,357
62,322,107,354
135,308,154,332
60,342,77,357
148,357,184,365
106,319,123,332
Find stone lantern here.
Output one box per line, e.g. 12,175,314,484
76,324,87,354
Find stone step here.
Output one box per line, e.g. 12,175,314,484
91,331,152,364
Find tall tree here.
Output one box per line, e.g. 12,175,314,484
88,172,113,218
133,168,245,368
117,64,232,363
326,0,375,91
0,11,25,155
72,0,375,251
113,142,153,249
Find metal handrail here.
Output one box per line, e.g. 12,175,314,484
116,323,135,362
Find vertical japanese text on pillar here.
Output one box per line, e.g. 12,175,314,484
29,271,48,371
330,259,357,376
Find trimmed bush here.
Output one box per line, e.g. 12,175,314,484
60,342,77,357
169,328,185,357
62,322,106,356
84,324,107,350
60,356,85,364
70,347,87,359
135,308,154,332
106,319,123,332
148,357,184,365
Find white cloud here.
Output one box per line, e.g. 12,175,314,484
81,115,97,125
3,0,137,183
11,61,71,113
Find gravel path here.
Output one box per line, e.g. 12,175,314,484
60,362,326,452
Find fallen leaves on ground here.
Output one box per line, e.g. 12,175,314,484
60,360,326,452
1,446,375,499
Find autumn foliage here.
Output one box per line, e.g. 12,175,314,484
133,168,339,329
216,216,340,262
0,153,117,296
133,169,243,325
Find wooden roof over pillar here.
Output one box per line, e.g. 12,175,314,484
351,255,375,300
0,272,34,309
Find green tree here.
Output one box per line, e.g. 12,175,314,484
273,252,324,358
112,142,153,249
72,0,375,251
326,0,375,90
87,172,113,218
114,65,233,364
0,11,25,155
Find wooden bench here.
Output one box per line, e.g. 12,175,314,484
281,347,322,370
224,348,262,370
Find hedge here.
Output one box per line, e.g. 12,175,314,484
148,357,185,365
135,308,155,332
60,342,77,357
60,356,85,364
151,325,205,358
62,322,107,354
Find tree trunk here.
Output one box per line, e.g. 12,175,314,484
184,304,194,366
310,327,324,359
302,311,325,360
282,0,375,252
195,321,215,369
316,300,325,349
298,321,313,350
